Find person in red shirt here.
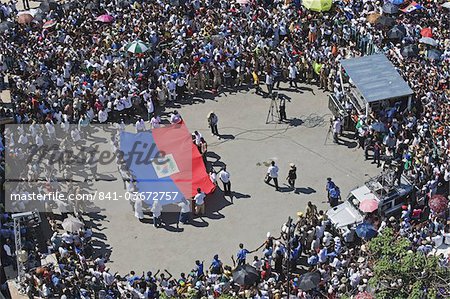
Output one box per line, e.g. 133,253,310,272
94,99,103,113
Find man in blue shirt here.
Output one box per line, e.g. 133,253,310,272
194,260,204,278
307,253,319,266
329,186,341,207
236,243,254,266
210,254,223,274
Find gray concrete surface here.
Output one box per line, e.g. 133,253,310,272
88,84,379,276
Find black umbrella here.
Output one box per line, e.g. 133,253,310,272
383,3,399,14
33,9,45,22
35,76,51,89
427,49,442,61
39,1,57,12
0,21,14,33
86,2,100,10
401,44,419,58
62,1,78,11
298,271,321,291
232,265,259,286
388,26,405,40
376,15,395,27
117,0,131,8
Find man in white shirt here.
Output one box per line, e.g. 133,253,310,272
124,95,133,111
342,225,355,244
194,188,206,215
332,117,342,144
3,239,15,269
114,98,125,114
176,76,186,101
35,133,44,148
150,115,161,129
265,161,279,191
152,201,163,228
135,119,146,132
288,63,298,88
146,99,154,121
170,110,182,124
98,109,108,123
166,78,176,102
103,268,115,286
218,166,231,195
71,129,81,144
18,132,28,146
177,198,191,228
193,131,202,146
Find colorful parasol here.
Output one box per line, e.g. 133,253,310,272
420,27,433,38
42,20,57,29
429,194,448,214
17,13,34,24
125,40,150,54
95,14,114,23
355,292,375,299
366,13,381,24
302,0,332,12
359,199,379,213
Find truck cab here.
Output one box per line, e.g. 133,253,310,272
327,170,414,228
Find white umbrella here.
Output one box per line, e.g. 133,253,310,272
62,216,84,232
442,2,450,9
419,37,438,47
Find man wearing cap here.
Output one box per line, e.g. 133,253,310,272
286,163,297,189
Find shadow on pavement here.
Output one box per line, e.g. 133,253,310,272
295,187,316,195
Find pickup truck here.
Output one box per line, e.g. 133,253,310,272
327,171,414,228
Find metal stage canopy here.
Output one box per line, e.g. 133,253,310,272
340,54,413,104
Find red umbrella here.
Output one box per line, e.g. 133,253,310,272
429,194,448,214
359,198,379,213
420,27,433,38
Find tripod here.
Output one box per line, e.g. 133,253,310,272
266,97,280,124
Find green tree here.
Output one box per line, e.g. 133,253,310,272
367,228,449,299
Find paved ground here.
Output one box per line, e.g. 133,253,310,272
85,83,380,276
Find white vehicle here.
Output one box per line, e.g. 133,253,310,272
327,170,414,228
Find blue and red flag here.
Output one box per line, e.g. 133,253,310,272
120,121,215,206
400,2,423,13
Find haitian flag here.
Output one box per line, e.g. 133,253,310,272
119,121,215,206
400,2,423,13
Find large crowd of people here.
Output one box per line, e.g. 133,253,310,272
0,0,450,297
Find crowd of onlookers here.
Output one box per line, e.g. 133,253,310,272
2,200,447,298
0,0,449,297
